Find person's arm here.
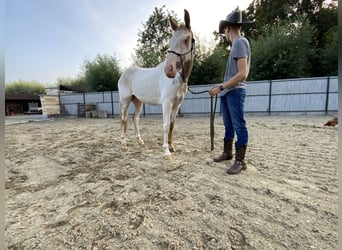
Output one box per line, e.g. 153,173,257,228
209,57,248,96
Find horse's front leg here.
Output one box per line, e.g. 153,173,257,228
162,103,172,159
168,104,181,152
168,121,175,152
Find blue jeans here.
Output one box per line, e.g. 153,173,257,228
220,88,248,148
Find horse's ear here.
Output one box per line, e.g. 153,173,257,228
184,9,191,31
169,15,178,31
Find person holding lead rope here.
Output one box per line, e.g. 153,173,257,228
208,7,253,174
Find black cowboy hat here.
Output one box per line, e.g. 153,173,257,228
219,7,253,34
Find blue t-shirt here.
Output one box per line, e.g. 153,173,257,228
221,36,251,95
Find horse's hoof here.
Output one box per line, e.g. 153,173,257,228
169,146,175,153
164,154,172,160
138,139,144,145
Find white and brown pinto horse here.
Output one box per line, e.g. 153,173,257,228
118,9,194,159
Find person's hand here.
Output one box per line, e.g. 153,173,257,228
209,84,222,96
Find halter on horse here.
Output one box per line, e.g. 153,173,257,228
118,9,194,159
167,37,195,82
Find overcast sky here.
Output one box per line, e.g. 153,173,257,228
5,0,253,85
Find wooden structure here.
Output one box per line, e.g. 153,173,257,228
40,95,60,116
40,85,86,116
5,94,42,115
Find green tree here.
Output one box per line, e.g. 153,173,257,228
5,80,46,95
244,0,299,39
244,0,334,39
135,6,178,67
249,16,315,80
189,41,228,85
307,3,338,76
320,26,338,76
56,76,87,89
245,0,338,77
81,54,122,91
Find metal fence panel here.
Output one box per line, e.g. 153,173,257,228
271,93,326,112
245,96,269,112
181,98,214,114
103,92,113,103
59,93,84,103
54,76,338,117
327,93,338,111
329,77,338,92
96,103,113,115
271,77,328,94
85,93,104,103
63,103,79,115
246,81,270,96
144,104,162,115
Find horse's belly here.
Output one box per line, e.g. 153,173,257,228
132,81,162,105
135,94,161,105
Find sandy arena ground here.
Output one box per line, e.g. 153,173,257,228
5,115,338,249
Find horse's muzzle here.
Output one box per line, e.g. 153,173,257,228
164,64,177,78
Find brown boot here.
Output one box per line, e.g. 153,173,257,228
213,139,233,162
226,144,247,174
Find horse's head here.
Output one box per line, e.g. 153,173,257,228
164,9,194,81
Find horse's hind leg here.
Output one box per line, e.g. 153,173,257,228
120,99,130,145
132,96,144,144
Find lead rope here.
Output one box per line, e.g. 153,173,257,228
210,94,218,151
188,87,218,151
